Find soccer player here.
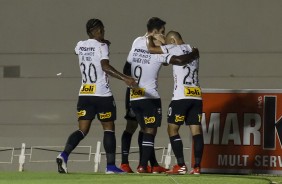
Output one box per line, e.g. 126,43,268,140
56,18,137,174
147,31,204,174
125,18,200,173
120,17,168,173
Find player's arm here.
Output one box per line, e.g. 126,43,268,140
101,59,137,87
169,47,200,66
146,35,164,54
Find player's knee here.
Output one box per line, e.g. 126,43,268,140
101,121,115,131
125,120,138,133
78,129,88,138
167,128,178,137
167,124,179,136
144,127,157,135
190,125,202,136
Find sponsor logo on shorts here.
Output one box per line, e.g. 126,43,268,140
144,116,155,124
99,112,112,119
77,110,86,117
184,86,201,97
80,84,96,94
130,88,145,99
175,115,185,122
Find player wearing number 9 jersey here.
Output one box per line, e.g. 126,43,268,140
147,31,204,175
56,18,136,174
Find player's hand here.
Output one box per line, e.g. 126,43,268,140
191,47,200,59
124,76,138,88
153,34,165,45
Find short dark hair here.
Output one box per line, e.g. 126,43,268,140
147,17,166,32
86,18,104,34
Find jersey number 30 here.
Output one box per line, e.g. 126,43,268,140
80,63,97,83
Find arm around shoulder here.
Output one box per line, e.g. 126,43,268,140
169,47,199,66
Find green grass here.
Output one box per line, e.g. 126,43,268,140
0,172,281,184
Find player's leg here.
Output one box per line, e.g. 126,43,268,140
133,99,166,173
189,125,203,174
168,123,186,165
121,119,138,164
138,127,157,173
146,129,168,174
130,99,150,173
120,106,138,173
56,96,94,174
57,120,91,174
137,129,144,167
188,100,203,174
65,120,92,154
98,96,124,174
166,100,187,174
102,121,125,174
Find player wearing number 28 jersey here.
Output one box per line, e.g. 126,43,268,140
147,31,203,175
161,43,201,100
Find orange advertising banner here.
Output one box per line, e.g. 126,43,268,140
200,89,282,174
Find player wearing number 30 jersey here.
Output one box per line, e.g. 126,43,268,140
75,39,111,96
56,18,136,175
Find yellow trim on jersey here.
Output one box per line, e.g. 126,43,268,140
184,86,202,97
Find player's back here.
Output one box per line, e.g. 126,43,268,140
75,39,112,97
162,44,201,100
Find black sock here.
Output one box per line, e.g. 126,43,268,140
121,131,133,164
103,130,116,165
170,134,185,166
64,130,85,155
149,149,158,167
193,134,204,168
140,133,155,168
138,131,143,164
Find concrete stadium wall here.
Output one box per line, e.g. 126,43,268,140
0,0,282,172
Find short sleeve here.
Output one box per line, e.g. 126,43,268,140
160,45,169,54
100,43,110,60
74,41,81,55
152,54,172,64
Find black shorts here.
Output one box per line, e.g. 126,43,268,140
131,99,162,128
77,96,116,122
124,88,137,121
167,99,202,125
